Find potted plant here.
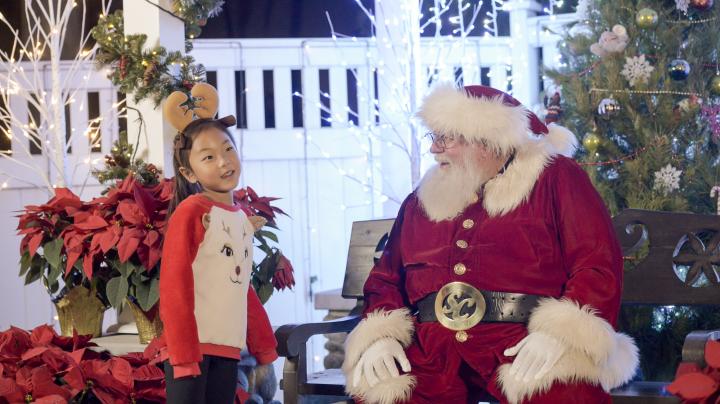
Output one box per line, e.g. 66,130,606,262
17,189,110,337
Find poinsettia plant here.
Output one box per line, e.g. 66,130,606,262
0,324,166,402
17,175,295,310
16,188,109,303
236,186,296,303
667,339,720,402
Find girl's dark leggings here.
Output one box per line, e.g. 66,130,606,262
164,355,238,404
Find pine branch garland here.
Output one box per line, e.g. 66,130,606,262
91,9,211,107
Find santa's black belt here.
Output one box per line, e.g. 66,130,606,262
415,282,543,329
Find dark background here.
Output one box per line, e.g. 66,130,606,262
0,0,576,56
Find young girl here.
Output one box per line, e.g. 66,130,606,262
157,85,277,404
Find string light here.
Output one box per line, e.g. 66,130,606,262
590,88,704,97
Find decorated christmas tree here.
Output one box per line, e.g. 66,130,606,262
548,0,720,380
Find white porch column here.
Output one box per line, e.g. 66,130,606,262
505,0,542,106
122,0,185,172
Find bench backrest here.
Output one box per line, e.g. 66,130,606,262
342,218,394,299
614,209,720,305
341,209,720,305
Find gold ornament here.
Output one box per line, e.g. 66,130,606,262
710,75,720,95
636,8,659,29
583,131,601,152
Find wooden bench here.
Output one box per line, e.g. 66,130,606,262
275,209,720,403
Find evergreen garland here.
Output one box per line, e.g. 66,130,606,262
92,135,161,188
173,0,225,40
91,7,215,107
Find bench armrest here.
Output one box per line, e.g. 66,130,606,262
681,329,720,365
275,315,361,358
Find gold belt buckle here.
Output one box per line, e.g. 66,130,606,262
434,282,486,331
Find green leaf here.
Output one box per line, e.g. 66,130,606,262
43,239,63,271
73,258,84,273
19,251,32,277
47,263,62,286
256,230,279,244
257,283,273,305
112,259,135,278
24,261,43,285
106,276,129,309
134,277,159,312
49,280,59,294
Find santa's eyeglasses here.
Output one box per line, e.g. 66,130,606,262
425,132,458,151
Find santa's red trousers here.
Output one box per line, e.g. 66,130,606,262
389,321,609,404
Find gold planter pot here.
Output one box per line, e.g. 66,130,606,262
126,299,163,344
55,286,107,338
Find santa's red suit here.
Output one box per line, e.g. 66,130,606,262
342,85,639,404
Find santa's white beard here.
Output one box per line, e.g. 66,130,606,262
417,152,495,222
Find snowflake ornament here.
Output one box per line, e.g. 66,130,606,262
676,0,689,13
653,164,682,195
622,55,654,86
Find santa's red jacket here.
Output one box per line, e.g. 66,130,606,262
342,85,638,404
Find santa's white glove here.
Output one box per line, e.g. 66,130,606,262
503,331,566,382
352,337,411,387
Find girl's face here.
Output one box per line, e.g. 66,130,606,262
180,127,241,195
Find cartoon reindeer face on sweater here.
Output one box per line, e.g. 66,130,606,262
200,207,256,286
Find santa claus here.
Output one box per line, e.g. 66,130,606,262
342,84,639,404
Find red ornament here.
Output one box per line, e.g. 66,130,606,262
690,0,714,11
119,55,127,80
182,80,194,90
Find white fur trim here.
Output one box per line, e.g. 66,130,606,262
346,373,416,404
529,298,617,364
497,298,639,404
544,123,578,157
343,309,415,403
482,124,578,217
417,84,530,154
483,142,550,217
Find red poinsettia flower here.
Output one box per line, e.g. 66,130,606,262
0,327,34,379
272,253,296,291
0,365,72,403
130,364,166,402
17,188,83,257
98,175,171,272
668,339,720,402
64,357,133,403
235,186,287,225
62,209,110,278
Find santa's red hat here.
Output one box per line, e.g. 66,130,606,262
417,84,576,156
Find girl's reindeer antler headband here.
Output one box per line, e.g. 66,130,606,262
162,83,236,150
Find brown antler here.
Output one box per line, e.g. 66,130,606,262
191,83,219,119
162,83,222,132
163,91,194,132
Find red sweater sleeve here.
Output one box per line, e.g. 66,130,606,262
246,287,278,365
552,157,623,326
159,201,206,371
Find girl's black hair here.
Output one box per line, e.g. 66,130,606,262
167,118,237,217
